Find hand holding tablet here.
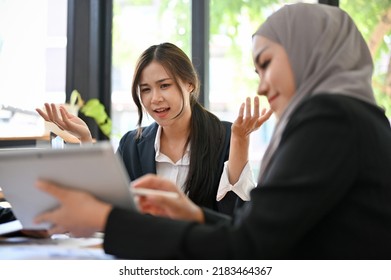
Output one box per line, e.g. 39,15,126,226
0,142,136,230
131,188,179,199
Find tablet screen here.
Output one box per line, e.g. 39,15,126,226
0,142,136,230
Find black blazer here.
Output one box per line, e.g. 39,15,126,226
116,121,242,215
104,94,391,259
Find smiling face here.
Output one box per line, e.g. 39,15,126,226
138,61,193,128
252,35,296,119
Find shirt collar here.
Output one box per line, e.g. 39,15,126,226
154,125,190,164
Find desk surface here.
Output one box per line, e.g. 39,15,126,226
0,135,50,141
0,233,113,260
0,134,51,148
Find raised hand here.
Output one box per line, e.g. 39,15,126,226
227,96,273,186
36,103,93,142
232,96,273,139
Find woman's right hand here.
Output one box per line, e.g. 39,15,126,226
35,180,112,237
36,103,93,143
132,174,205,223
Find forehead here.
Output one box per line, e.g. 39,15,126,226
140,61,171,80
252,35,275,60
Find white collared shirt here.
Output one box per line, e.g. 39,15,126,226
154,126,190,192
154,125,256,201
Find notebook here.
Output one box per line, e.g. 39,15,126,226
0,142,136,231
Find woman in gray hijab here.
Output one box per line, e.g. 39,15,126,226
35,3,391,259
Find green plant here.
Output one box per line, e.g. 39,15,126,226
69,90,112,138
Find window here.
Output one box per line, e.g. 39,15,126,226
339,0,391,118
111,0,191,148
110,0,320,176
208,0,317,175
0,0,67,137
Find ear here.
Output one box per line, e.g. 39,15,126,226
188,83,195,93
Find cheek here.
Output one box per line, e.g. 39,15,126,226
169,90,184,104
266,66,279,90
284,71,296,100
140,95,150,107
281,55,296,99
275,64,295,98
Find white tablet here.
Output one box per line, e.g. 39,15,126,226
0,142,136,230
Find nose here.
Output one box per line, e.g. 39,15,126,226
151,89,164,103
257,77,268,97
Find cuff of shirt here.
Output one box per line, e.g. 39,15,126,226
216,161,256,202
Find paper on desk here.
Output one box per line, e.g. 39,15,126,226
0,220,23,235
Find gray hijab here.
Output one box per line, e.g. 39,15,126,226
254,3,378,181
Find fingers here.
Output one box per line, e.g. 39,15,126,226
138,194,180,218
49,104,66,129
254,108,273,128
43,103,53,120
264,108,273,118
34,210,54,226
245,97,252,119
35,108,50,122
234,103,245,124
59,107,75,128
240,96,264,123
259,108,273,122
60,106,75,119
50,103,61,120
47,225,67,236
243,96,260,121
233,96,273,134
35,180,69,202
240,96,263,120
34,205,63,234
132,174,179,192
253,96,260,118
238,102,245,118
36,103,66,130
33,197,68,235
138,198,168,216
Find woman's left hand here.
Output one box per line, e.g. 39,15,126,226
232,96,273,139
34,180,112,237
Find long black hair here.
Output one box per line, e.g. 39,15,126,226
131,43,226,208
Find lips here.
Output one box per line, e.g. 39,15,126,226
153,107,170,118
154,108,169,113
268,93,278,104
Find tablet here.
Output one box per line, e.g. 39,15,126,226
0,142,136,230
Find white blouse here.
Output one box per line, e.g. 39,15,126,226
154,126,256,201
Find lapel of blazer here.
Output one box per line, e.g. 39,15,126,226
136,123,158,175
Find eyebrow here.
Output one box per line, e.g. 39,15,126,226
139,78,172,87
254,45,269,65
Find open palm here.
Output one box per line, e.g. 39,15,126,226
36,103,92,142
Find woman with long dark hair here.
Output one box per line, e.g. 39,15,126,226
36,43,271,216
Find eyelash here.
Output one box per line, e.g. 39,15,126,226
260,60,270,69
